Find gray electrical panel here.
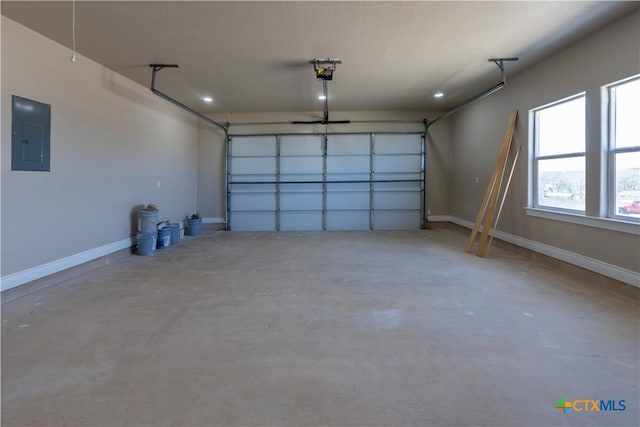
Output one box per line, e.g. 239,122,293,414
11,95,51,171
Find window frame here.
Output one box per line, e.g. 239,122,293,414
531,92,587,214
606,75,640,223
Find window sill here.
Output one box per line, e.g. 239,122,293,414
524,207,640,235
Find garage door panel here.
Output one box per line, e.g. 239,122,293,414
228,133,423,231
280,135,323,155
280,212,323,231
373,181,421,191
327,134,369,154
374,134,421,154
230,212,276,231
230,157,276,175
280,192,323,210
327,191,370,210
230,174,276,183
374,172,422,182
280,174,323,183
327,156,369,173
326,173,370,183
280,183,323,192
280,156,323,175
374,191,421,210
326,211,370,230
229,183,276,192
326,182,369,192
231,136,276,156
373,155,421,173
230,193,276,211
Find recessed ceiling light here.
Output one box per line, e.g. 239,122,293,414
203,96,213,103
434,92,444,98
318,95,327,100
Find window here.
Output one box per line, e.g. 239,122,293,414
608,76,640,221
532,94,586,212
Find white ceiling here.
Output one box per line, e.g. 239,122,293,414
2,1,638,114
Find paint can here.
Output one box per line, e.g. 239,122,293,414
169,223,180,245
157,227,171,249
136,233,156,256
138,209,159,234
187,218,202,236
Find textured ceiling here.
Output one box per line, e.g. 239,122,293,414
2,1,638,114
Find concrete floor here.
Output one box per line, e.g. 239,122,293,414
2,227,639,426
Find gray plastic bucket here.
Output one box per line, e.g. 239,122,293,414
169,223,180,245
187,218,202,236
137,233,156,256
157,227,171,249
138,209,159,234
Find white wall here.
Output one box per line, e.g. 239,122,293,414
448,10,640,273
197,121,227,221
197,110,452,221
1,17,198,287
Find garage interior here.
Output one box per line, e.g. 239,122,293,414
2,1,639,426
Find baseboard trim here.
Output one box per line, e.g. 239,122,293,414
449,216,639,288
1,237,135,292
202,217,225,224
427,215,451,222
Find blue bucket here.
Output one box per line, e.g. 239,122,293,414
170,223,180,245
138,209,158,234
187,218,202,236
137,233,156,256
157,227,171,249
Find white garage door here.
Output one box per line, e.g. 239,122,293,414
227,133,424,231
